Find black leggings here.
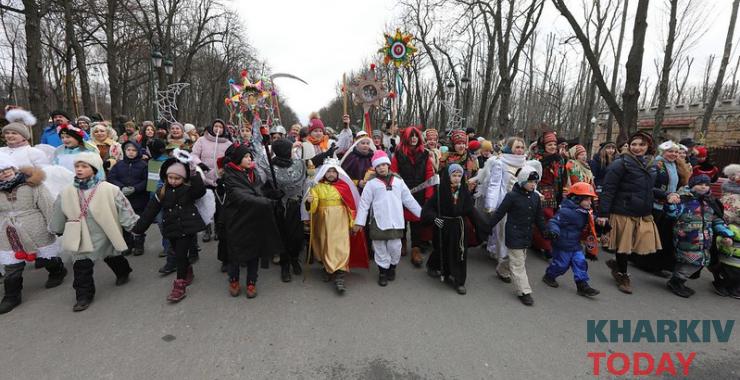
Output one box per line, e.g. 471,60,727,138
616,253,630,273
228,258,259,284
171,235,194,279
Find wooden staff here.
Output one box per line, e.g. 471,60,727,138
342,73,348,115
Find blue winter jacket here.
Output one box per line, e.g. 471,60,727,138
107,141,149,213
548,198,590,252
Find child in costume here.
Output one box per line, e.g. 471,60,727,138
107,141,149,256
305,158,369,294
220,144,283,299
422,163,474,295
133,154,207,302
542,182,600,298
52,124,101,178
664,174,734,298
489,165,547,306
49,152,136,312
0,153,67,314
717,164,740,298
354,150,421,286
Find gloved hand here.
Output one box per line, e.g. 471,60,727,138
543,230,558,240
327,143,338,156
103,160,112,170
197,163,211,172
121,186,135,196
586,252,598,261
434,217,444,228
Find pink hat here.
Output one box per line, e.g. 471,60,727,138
371,149,391,168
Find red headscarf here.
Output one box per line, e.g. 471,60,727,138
399,126,425,162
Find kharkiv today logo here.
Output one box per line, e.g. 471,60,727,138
585,319,735,377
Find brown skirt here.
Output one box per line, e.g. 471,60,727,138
607,214,661,255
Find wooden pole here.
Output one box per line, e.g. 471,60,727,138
342,73,348,115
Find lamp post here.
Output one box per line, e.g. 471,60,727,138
460,75,470,130
163,59,174,76
150,49,163,120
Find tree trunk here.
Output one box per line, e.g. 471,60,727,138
654,0,679,140
701,0,740,137
606,0,628,143
22,0,46,142
65,0,92,116
106,0,121,120
620,0,651,142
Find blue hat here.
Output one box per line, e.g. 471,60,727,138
448,163,464,176
688,174,711,188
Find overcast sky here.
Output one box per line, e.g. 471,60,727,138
236,0,735,124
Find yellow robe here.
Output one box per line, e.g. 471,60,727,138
309,182,353,273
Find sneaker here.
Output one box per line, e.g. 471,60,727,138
246,283,257,298
228,280,241,297
666,278,692,298
712,281,730,297
456,285,467,295
518,293,534,306
576,282,600,297
542,275,559,288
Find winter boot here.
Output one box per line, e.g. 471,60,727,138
131,234,145,256
44,258,67,289
291,258,302,275
228,280,241,297
387,264,397,281
104,255,132,286
334,270,346,294
377,267,388,287
281,264,292,283
184,265,194,286
167,279,187,302
542,275,559,288
0,263,24,314
72,259,95,312
410,247,423,267
614,272,633,294
576,281,600,297
246,281,257,299
667,278,692,298
202,223,212,242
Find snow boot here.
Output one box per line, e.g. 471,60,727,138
667,278,692,298
377,267,388,287
334,270,346,294
72,259,95,312
104,255,132,286
44,258,67,289
387,264,397,281
576,281,600,297
0,263,24,314
167,279,187,302
542,275,559,288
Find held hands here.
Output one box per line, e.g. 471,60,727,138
342,114,350,127
596,217,609,226
667,193,680,204
722,237,734,247
305,194,314,204
351,225,362,234
434,218,444,228
121,186,135,196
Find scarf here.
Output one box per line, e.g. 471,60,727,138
0,172,27,192
569,158,594,184
74,176,100,190
307,135,329,151
376,173,394,190
499,153,526,169
722,180,740,195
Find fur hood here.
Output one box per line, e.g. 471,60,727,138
18,166,45,187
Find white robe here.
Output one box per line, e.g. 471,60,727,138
0,145,49,167
355,175,421,230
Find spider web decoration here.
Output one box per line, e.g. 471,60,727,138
443,97,463,132
156,83,190,124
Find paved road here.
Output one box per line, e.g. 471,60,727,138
1,227,739,379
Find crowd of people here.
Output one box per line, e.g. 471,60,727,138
0,105,738,314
